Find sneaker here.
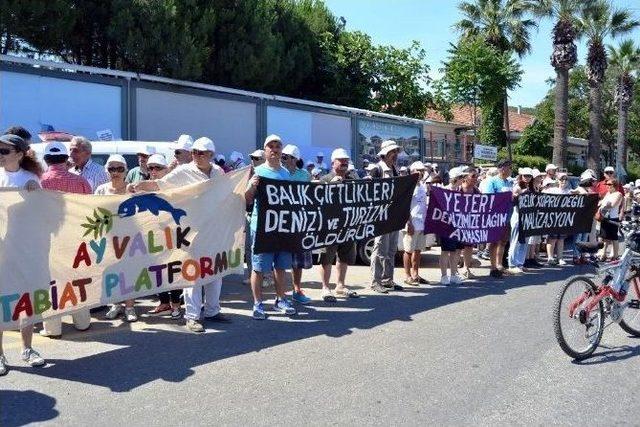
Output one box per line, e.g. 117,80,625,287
292,290,312,304
383,282,404,291
185,319,205,333
322,289,337,302
0,354,7,376
507,267,524,275
170,308,182,320
21,348,45,367
252,302,267,320
148,304,172,315
461,270,476,280
124,307,138,322
416,276,429,285
371,283,389,294
489,269,503,278
404,277,419,286
105,304,123,320
39,329,61,339
558,259,567,266
440,275,450,286
546,258,558,266
450,274,463,285
274,298,296,315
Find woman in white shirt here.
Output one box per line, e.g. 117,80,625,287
96,155,138,322
599,178,623,260
0,134,45,375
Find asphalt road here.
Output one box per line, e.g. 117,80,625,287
2,251,640,426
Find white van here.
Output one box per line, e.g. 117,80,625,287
30,141,176,170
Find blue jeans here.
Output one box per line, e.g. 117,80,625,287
573,233,589,258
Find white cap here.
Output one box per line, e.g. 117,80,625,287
634,189,640,195
174,134,193,151
230,151,244,163
542,177,557,187
137,145,157,156
347,163,355,171
317,151,324,157
410,161,426,172
400,166,408,172
449,166,469,180
44,141,68,156
545,163,557,172
105,154,127,170
580,171,595,182
264,134,282,147
377,139,400,156
518,167,533,176
331,148,350,161
192,137,215,152
216,153,226,162
624,183,632,189
282,144,301,159
147,154,168,167
531,168,543,178
311,167,323,176
250,149,264,159
363,158,370,164
604,166,615,173
306,160,315,167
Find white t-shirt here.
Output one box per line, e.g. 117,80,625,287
94,183,127,195
0,168,40,189
409,182,427,231
157,162,224,190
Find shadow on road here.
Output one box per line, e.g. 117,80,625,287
0,390,58,427
572,343,640,365
10,266,580,394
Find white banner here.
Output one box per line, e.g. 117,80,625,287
473,144,498,161
0,168,249,330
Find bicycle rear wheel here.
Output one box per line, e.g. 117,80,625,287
620,278,640,337
553,276,604,360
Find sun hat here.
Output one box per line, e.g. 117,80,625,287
410,161,426,172
518,167,533,176
0,134,29,152
377,140,400,156
331,148,350,161
604,166,615,173
282,144,301,160
250,149,264,159
192,137,215,152
264,134,282,148
147,154,168,167
44,141,68,156
137,145,157,156
229,151,244,163
545,163,557,172
173,134,193,151
105,154,127,171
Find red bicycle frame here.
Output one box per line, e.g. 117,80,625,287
568,276,640,318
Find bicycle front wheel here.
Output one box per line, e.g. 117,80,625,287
553,276,604,360
620,277,640,337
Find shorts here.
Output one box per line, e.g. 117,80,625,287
319,242,357,266
600,220,619,241
251,230,292,272
403,230,426,252
441,236,464,252
292,251,313,270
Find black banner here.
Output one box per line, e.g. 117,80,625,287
517,193,599,239
253,175,418,253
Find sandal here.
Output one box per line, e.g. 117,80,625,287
403,277,419,286
416,276,429,285
322,290,337,302
335,287,359,298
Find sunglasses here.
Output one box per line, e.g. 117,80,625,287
281,155,292,161
192,150,209,156
606,182,615,186
107,166,125,173
137,154,150,159
0,148,15,155
605,171,614,174
148,165,166,171
559,177,568,181
174,150,189,156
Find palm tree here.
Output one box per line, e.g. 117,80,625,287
579,1,638,174
455,0,537,159
532,0,596,167
608,40,640,178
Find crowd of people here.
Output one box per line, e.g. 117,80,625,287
0,124,632,376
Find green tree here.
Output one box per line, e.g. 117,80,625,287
578,0,638,173
513,120,553,157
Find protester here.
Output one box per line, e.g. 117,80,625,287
484,160,513,278
69,136,110,191
545,163,557,180
306,161,315,175
142,154,184,318
126,145,156,184
0,133,46,374
399,166,409,176
402,161,429,285
216,154,232,173
545,173,573,265
314,151,327,172
281,144,313,305
128,137,230,332
369,140,404,293
169,134,193,170
438,166,466,285
95,155,140,322
311,167,323,181
524,168,545,268
249,149,265,168
244,149,266,285
507,168,533,274
479,167,498,193
229,151,246,170
245,134,297,319
594,166,623,197
599,178,623,261
39,141,93,338
459,166,480,279
317,148,359,301
573,170,597,264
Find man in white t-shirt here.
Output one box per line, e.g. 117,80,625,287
129,137,229,333
402,161,429,286
314,151,327,172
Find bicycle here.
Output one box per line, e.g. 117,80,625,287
553,218,640,360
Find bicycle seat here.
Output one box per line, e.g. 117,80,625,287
576,242,604,253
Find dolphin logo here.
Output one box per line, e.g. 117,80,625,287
117,194,187,225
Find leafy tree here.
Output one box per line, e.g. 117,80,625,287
513,120,553,157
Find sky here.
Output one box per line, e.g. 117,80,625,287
324,0,640,109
